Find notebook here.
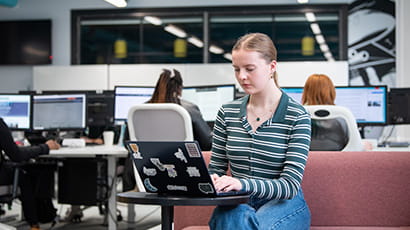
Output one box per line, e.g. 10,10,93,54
125,140,248,197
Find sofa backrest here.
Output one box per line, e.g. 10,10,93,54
302,151,410,227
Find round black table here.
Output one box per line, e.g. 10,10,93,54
117,191,250,230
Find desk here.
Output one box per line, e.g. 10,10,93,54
117,191,250,230
372,147,410,151
48,145,128,230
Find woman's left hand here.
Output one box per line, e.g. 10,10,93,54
213,175,242,192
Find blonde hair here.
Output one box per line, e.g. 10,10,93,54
302,74,336,105
232,33,279,86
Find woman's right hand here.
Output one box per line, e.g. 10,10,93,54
46,139,61,150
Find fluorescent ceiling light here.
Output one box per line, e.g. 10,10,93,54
324,51,333,59
144,16,162,26
315,35,325,44
320,44,330,52
310,23,321,35
164,25,187,38
298,0,309,3
223,53,232,61
209,45,224,54
104,0,127,8
187,36,204,48
305,12,316,22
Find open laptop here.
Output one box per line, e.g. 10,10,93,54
125,140,248,197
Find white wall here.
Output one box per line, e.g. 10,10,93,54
32,62,348,92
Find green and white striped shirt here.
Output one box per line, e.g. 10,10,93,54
209,93,311,200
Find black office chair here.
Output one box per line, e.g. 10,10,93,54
0,159,22,228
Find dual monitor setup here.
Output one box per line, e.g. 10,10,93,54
1,85,409,133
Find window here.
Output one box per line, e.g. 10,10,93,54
72,5,347,64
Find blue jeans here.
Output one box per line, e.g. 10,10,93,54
209,189,311,230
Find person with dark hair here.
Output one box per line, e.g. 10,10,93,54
208,33,311,230
148,68,212,151
0,117,60,230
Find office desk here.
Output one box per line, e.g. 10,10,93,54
372,147,410,152
117,191,250,230
48,145,128,230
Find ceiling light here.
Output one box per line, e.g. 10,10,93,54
164,25,187,38
209,45,224,54
223,53,232,61
144,16,162,26
104,0,127,8
310,23,321,35
320,44,330,52
315,35,325,44
305,12,316,22
324,51,333,58
187,36,204,48
298,0,309,3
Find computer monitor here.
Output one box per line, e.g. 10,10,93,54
282,86,388,125
86,90,114,127
0,94,31,130
389,87,410,125
114,86,155,122
181,84,236,122
32,93,87,130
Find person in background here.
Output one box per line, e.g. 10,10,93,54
122,69,213,192
301,73,371,151
147,68,213,150
208,33,311,230
0,117,60,230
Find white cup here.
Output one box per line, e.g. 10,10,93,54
103,131,114,146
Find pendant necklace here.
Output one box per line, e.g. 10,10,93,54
249,105,273,122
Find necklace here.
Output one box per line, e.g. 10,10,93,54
248,105,274,122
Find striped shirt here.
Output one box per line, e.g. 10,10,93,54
208,93,311,200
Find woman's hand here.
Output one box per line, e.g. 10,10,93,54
46,139,61,150
211,174,242,192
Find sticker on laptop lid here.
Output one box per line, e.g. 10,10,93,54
198,183,214,194
143,166,157,176
174,148,187,163
143,178,158,192
163,164,177,178
128,143,142,159
185,143,201,158
186,166,201,177
167,185,187,191
150,158,165,171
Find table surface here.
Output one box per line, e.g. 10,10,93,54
48,145,128,157
117,191,250,206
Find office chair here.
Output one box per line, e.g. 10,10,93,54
127,103,193,228
304,105,364,151
0,160,21,230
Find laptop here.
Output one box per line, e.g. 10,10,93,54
125,140,248,197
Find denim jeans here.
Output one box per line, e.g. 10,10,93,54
209,189,311,230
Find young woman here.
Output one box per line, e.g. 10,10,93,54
208,33,311,230
148,68,212,151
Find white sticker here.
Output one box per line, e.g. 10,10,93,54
186,166,201,177
185,143,201,158
143,166,157,176
174,148,187,163
167,185,187,191
150,158,165,171
163,164,177,178
128,143,143,159
198,183,214,194
144,178,158,192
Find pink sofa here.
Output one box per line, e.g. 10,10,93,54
174,151,410,230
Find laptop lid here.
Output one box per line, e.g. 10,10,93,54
125,140,219,197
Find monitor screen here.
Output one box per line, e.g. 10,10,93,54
0,94,31,130
282,86,388,125
87,90,114,127
181,85,236,122
389,88,410,125
114,86,155,121
32,94,86,130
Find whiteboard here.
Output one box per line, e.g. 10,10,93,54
33,65,109,91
